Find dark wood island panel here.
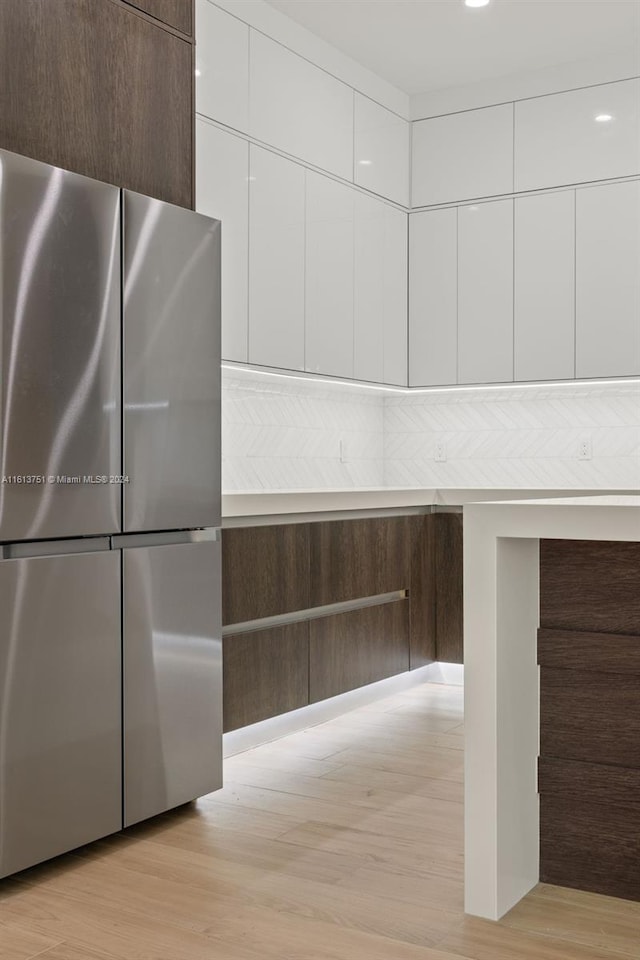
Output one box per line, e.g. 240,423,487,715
538,539,640,903
122,0,193,35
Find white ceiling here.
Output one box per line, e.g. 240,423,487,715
263,0,640,95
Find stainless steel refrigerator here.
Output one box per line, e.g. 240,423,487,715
0,148,222,878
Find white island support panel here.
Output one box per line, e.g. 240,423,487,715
463,496,640,921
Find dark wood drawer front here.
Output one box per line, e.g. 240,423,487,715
539,757,640,811
538,628,640,673
540,539,640,635
222,525,310,625
223,624,309,733
309,600,410,703
309,517,412,607
123,0,193,35
540,667,640,768
540,793,640,902
434,512,463,665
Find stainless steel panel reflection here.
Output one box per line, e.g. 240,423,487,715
0,149,121,541
123,192,221,532
0,550,122,878
123,539,222,826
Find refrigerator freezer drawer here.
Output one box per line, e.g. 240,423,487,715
0,149,121,541
0,550,122,878
122,191,221,533
123,539,222,827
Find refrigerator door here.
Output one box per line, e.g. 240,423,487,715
123,537,222,826
0,149,121,541
0,547,122,878
123,192,221,532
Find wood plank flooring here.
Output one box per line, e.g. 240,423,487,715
1,683,639,959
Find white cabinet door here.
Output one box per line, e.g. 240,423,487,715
354,194,407,386
458,200,514,385
305,172,354,379
249,31,353,180
515,79,640,192
248,147,305,371
195,120,249,363
514,190,575,382
354,94,409,206
195,0,249,132
409,208,457,387
412,104,513,207
576,180,640,378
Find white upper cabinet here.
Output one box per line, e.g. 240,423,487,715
515,79,640,192
354,194,408,386
514,190,575,382
248,147,305,371
305,172,355,379
354,94,409,206
195,120,249,363
412,104,514,207
195,0,249,132
575,180,640,379
458,200,514,385
249,31,353,181
409,208,457,387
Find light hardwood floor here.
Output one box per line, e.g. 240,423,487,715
1,682,639,959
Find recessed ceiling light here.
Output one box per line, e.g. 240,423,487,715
465,0,490,7
595,113,613,122
358,160,373,166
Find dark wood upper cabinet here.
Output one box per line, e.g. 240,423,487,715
0,0,193,208
122,0,193,35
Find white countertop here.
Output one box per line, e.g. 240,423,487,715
221,487,638,520
463,492,640,922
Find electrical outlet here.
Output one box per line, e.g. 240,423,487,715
578,436,592,460
434,441,447,462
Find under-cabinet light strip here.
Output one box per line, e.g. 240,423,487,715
222,362,640,397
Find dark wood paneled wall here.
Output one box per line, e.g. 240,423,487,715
538,539,640,903
122,0,192,35
0,0,194,207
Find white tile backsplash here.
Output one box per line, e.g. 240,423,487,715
222,368,385,490
383,381,640,490
222,369,640,492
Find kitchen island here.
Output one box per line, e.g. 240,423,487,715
464,495,640,921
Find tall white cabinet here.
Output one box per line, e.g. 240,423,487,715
305,173,355,379
354,194,407,385
409,209,457,387
576,180,640,378
514,190,575,382
195,120,249,363
248,147,305,371
458,200,514,385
